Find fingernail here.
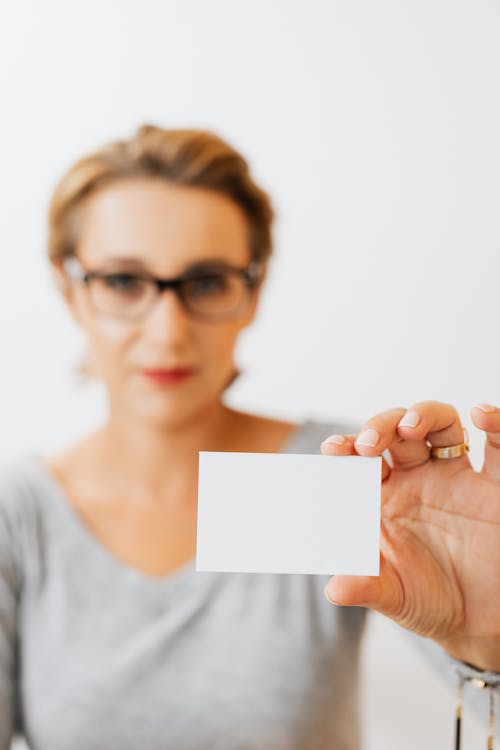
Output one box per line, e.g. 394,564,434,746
398,410,421,428
475,403,496,413
356,428,379,447
324,584,336,604
322,434,345,445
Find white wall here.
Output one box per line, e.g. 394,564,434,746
1,1,497,747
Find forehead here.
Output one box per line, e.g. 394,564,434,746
75,177,251,272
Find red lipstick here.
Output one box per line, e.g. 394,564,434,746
141,368,196,384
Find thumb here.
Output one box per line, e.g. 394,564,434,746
470,404,500,482
324,557,403,618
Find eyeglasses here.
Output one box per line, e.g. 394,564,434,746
62,255,264,322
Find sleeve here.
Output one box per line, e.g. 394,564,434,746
0,493,21,750
403,628,500,737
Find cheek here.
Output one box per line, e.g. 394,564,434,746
82,314,135,375
198,323,242,371
73,293,132,355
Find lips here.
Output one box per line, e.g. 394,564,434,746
140,367,197,384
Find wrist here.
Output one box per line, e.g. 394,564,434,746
439,636,500,673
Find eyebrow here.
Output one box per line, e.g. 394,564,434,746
94,256,155,272
93,255,244,275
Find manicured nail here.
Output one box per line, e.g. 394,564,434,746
356,428,379,447
324,584,336,604
398,410,421,429
475,403,496,413
322,434,345,446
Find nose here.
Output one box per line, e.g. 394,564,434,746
142,287,193,344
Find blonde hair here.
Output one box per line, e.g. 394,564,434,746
48,124,273,388
48,124,274,265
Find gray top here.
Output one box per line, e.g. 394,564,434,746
0,420,368,750
0,419,495,750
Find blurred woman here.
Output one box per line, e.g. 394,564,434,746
0,125,498,750
0,125,358,750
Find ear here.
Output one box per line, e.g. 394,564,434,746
237,287,260,331
51,260,68,295
240,262,268,328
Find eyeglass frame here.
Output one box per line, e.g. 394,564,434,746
61,254,265,322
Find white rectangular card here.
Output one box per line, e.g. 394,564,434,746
196,452,381,576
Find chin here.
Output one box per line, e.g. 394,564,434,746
127,390,217,431
114,370,230,429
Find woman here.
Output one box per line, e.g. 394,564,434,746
1,124,360,750
0,124,497,750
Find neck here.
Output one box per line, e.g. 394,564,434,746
92,400,239,503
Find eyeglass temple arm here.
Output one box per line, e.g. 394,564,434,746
62,256,89,282
245,260,265,284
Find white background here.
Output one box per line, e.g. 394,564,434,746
1,0,497,747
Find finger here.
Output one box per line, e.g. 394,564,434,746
396,400,470,469
396,400,464,446
471,403,500,481
323,556,403,617
321,433,392,479
353,407,430,470
320,434,357,456
354,408,406,456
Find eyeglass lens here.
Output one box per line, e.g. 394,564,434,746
88,270,252,320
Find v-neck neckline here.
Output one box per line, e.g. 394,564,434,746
26,420,313,589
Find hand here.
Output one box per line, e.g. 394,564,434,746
320,401,500,671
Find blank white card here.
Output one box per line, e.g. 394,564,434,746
196,452,381,576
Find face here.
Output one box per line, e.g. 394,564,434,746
57,178,262,427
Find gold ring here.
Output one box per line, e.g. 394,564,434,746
427,428,470,459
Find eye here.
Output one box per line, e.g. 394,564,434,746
96,273,149,302
185,274,230,297
102,273,143,291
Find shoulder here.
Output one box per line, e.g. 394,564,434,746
228,411,297,452
0,456,39,585
230,409,360,453
0,455,58,587
0,456,33,515
0,455,49,541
